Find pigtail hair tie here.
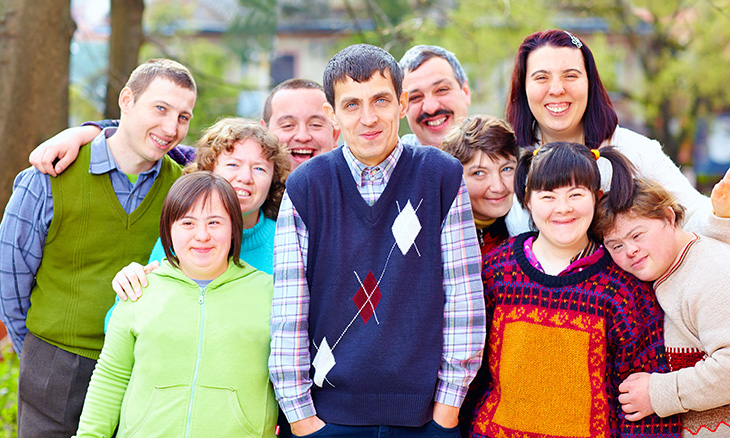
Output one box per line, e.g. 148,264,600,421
591,149,600,160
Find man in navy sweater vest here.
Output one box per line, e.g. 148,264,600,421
269,43,486,437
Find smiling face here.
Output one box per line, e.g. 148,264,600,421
213,139,274,229
603,213,679,282
171,193,232,281
528,185,595,253
266,87,339,169
403,57,471,147
464,151,516,221
324,72,407,166
118,77,196,173
525,45,588,144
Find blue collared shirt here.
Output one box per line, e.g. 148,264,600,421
0,128,164,353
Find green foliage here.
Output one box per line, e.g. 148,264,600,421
0,342,18,438
141,0,252,142
227,0,278,61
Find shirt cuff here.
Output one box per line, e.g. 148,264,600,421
435,380,468,408
648,372,686,417
279,392,317,423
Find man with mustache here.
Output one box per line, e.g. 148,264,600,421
399,45,471,147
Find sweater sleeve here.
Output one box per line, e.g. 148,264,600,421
74,300,136,437
649,263,730,417
607,276,682,436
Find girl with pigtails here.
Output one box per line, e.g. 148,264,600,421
463,142,681,437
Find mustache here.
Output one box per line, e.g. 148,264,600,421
416,108,453,125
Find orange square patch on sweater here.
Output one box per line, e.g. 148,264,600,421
474,305,609,438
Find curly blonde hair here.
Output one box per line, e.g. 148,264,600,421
184,118,291,220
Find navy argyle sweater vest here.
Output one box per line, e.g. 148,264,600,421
286,144,462,426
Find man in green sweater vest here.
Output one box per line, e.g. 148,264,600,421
0,58,195,437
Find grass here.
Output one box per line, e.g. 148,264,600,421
0,341,18,438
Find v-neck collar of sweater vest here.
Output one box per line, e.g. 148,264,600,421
512,232,612,288
333,144,413,224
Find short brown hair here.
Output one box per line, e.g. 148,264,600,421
159,172,243,270
184,118,290,220
125,58,197,100
594,178,686,241
262,78,324,125
440,115,519,164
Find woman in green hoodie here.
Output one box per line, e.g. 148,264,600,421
73,171,277,438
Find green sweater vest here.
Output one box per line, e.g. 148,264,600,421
27,145,181,359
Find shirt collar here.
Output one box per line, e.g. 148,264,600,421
342,140,403,186
89,127,163,178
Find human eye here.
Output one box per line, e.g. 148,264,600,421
309,121,324,129
632,232,644,241
180,219,194,227
156,105,166,113
611,243,623,252
344,101,358,110
501,165,515,174
179,114,190,122
253,165,268,173
408,93,423,103
472,170,485,177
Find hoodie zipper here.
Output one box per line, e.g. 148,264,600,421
184,285,206,438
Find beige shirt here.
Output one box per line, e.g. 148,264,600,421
649,235,730,436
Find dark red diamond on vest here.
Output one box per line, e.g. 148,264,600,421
353,270,381,324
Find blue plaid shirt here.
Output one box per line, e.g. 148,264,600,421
0,128,165,353
269,141,486,423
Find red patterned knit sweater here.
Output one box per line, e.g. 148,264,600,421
461,233,681,438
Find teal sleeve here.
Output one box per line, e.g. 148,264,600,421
103,237,164,334
74,301,135,437
148,237,166,264
103,296,120,334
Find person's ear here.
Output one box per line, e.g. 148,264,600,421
665,205,677,227
260,119,267,127
118,87,134,114
323,102,337,126
462,80,472,106
398,91,408,119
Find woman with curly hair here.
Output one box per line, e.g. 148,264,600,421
108,118,290,307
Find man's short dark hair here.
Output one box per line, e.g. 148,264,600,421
399,45,467,87
323,44,403,108
262,78,324,125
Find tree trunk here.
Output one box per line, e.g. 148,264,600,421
0,0,74,213
104,0,145,119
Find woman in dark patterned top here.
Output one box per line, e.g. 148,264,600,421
440,115,519,257
464,141,681,438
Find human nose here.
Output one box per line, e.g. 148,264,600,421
624,241,640,257
421,94,440,115
161,113,178,135
235,167,253,184
194,224,211,241
548,78,565,95
292,123,313,142
360,105,377,126
487,173,506,193
555,196,573,213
